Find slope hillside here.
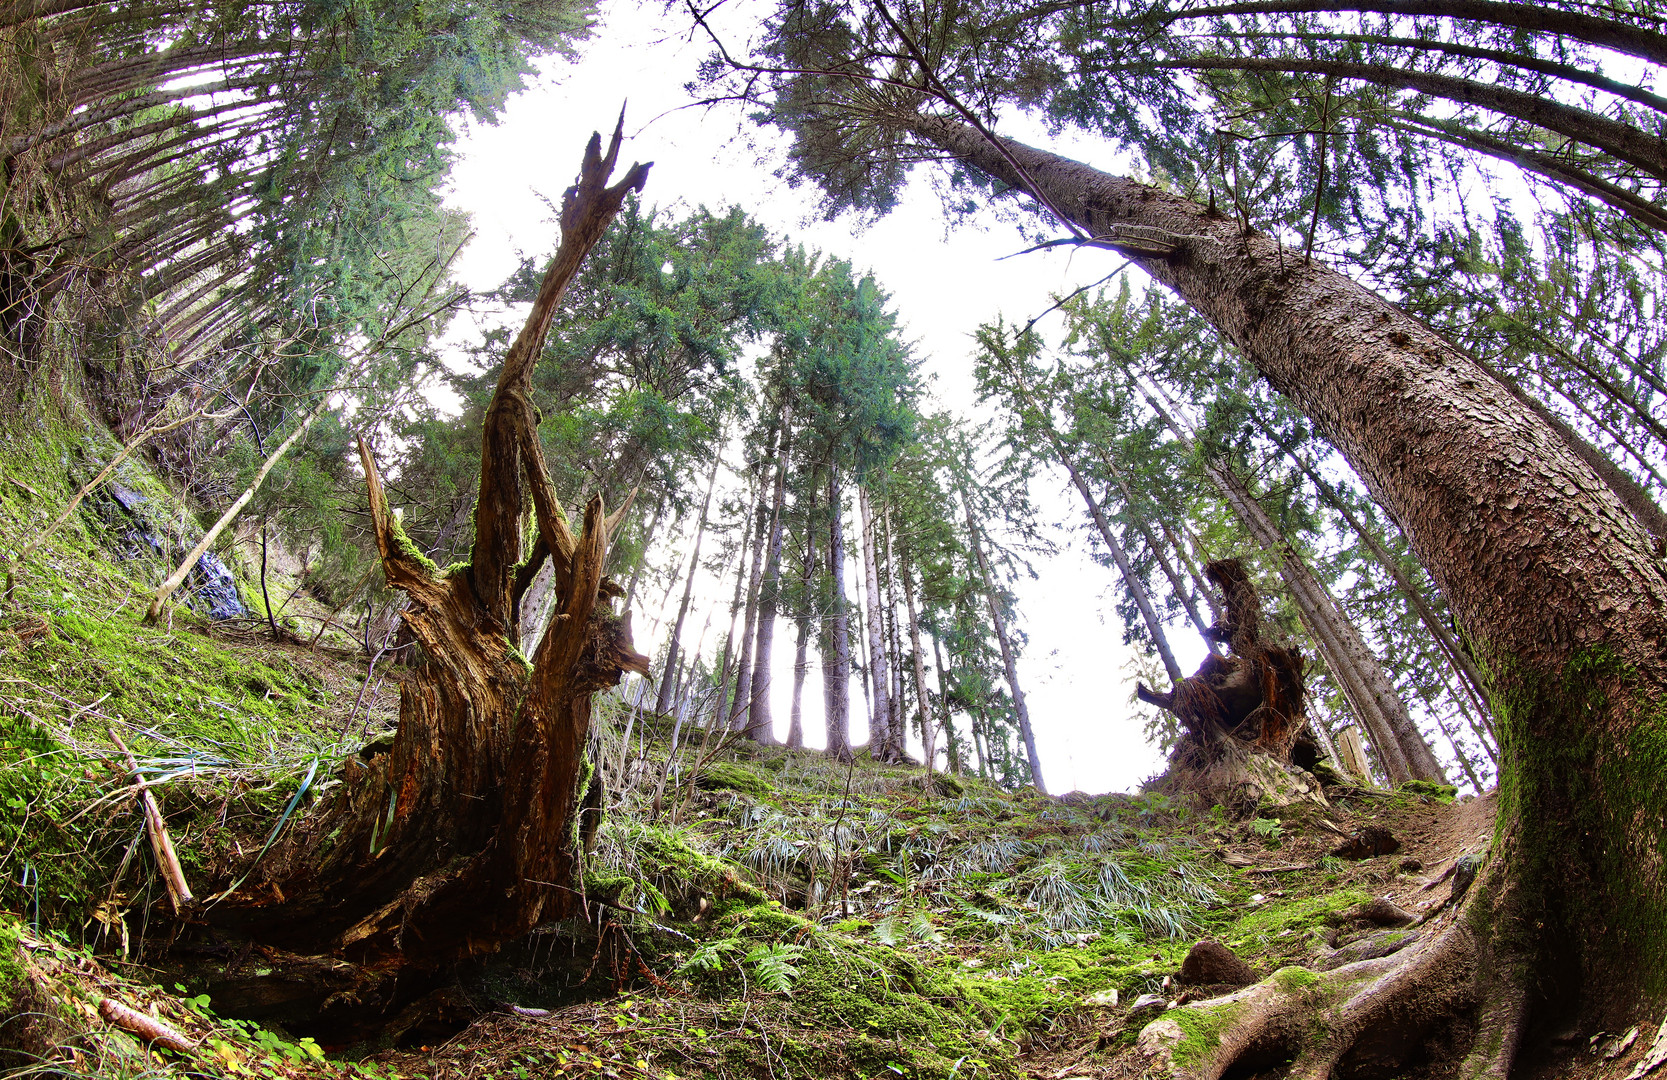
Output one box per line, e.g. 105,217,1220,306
0,419,1639,1080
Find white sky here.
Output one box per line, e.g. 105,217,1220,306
435,0,1210,793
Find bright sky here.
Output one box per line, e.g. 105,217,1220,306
436,0,1207,793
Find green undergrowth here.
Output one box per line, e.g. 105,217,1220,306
0,419,384,933
0,418,1424,1080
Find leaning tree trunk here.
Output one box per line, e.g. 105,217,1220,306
910,110,1667,1077
1137,380,1439,784
964,506,1045,793
205,124,651,992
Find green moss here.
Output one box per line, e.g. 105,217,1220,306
1271,965,1320,991
1398,780,1458,803
1489,646,1667,996
696,762,775,798
0,913,23,1011
1170,1000,1244,1066
1213,888,1371,950
383,494,439,578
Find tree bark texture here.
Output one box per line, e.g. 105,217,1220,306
747,417,793,741
657,449,722,713
208,125,652,977
913,112,1667,1061
964,507,1045,793
859,486,898,760
822,465,854,760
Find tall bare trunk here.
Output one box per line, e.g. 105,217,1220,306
902,547,936,772
657,449,723,713
747,419,794,741
859,486,896,760
822,465,853,760
965,507,1045,792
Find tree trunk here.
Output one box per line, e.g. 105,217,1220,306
656,449,723,713
1265,424,1494,732
1135,381,1435,784
932,632,963,774
858,486,897,760
747,418,793,741
964,507,1045,793
622,492,665,614
713,506,755,726
730,428,777,731
912,112,1667,1071
822,464,854,760
901,549,936,773
203,127,651,1006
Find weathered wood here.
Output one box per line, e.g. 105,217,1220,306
109,728,192,913
205,118,652,979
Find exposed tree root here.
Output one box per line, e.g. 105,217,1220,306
1134,874,1528,1080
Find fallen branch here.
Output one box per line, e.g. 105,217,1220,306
108,727,193,912
99,997,197,1053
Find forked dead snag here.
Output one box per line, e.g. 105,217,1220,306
198,117,653,1019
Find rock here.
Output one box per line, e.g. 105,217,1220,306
1399,857,1424,872
1136,1017,1184,1069
1127,992,1168,1019
1177,940,1256,986
1317,928,1421,970
189,551,247,620
1345,898,1414,927
1082,988,1120,1008
1331,825,1400,859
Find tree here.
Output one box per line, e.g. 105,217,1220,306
713,5,1667,1070
202,124,651,1029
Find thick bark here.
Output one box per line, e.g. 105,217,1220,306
747,418,793,740
733,425,782,734
913,113,1667,1064
822,465,854,760
931,632,962,773
204,125,652,985
656,451,722,713
901,550,936,772
1268,427,1493,710
859,486,897,760
965,508,1045,793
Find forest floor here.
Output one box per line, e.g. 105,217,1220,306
1,423,1656,1080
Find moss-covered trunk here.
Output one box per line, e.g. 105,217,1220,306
908,111,1667,1069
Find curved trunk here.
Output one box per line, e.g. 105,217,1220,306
914,112,1667,1060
